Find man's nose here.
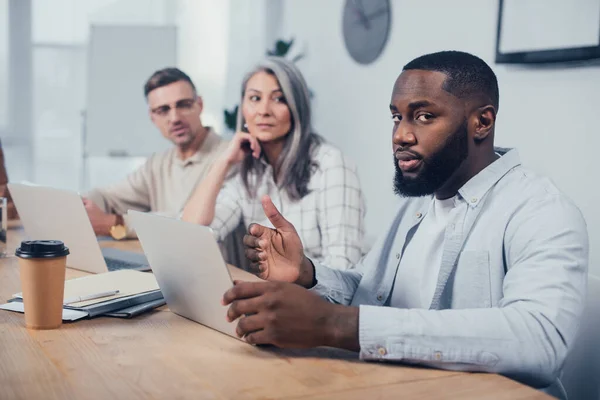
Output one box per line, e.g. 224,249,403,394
168,106,183,123
393,121,416,147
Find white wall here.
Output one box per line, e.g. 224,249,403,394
178,0,287,135
280,0,600,277
5,0,33,182
0,0,8,133
32,0,173,44
177,0,231,135
223,0,277,133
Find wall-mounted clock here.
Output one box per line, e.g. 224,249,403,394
342,0,391,65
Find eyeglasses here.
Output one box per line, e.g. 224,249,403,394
150,98,197,117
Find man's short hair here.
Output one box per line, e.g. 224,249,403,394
144,67,196,98
403,51,499,111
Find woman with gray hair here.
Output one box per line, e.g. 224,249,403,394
183,57,365,270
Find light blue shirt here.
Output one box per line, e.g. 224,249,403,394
311,149,588,395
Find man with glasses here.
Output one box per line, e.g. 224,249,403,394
84,68,229,239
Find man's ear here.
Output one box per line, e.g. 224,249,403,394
196,96,204,113
473,105,496,142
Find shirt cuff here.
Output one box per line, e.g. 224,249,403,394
358,305,500,367
309,262,352,304
358,304,404,361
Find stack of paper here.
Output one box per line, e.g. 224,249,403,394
1,270,165,321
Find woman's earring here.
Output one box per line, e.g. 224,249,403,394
243,123,248,130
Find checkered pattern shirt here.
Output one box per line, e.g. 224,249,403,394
210,142,366,270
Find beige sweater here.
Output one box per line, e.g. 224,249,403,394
87,128,229,238
0,141,18,220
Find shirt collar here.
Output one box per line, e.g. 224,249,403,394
258,156,271,169
175,127,220,167
458,148,521,207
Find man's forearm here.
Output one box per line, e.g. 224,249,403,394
324,305,360,352
94,214,118,236
296,258,361,351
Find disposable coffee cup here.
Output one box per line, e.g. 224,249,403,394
15,240,69,329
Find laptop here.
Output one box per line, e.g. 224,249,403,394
8,183,150,273
128,210,239,339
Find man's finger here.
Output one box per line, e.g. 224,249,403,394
247,261,262,275
244,329,272,345
243,233,261,248
227,296,264,322
244,248,260,262
235,314,266,337
222,281,271,305
261,195,294,232
248,223,272,238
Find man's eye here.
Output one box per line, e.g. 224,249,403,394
416,114,434,122
391,115,401,122
177,100,195,109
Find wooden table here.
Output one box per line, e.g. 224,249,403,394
0,225,549,399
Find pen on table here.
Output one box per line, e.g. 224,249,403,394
63,290,120,305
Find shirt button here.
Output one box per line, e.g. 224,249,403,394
378,347,387,356
395,253,400,259
377,294,383,301
416,212,422,218
470,197,478,203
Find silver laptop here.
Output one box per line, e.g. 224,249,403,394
128,210,239,339
8,183,149,273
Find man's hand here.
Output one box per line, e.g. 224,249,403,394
82,198,116,236
243,196,315,286
222,281,359,350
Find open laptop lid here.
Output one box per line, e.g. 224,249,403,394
128,210,239,339
8,183,108,273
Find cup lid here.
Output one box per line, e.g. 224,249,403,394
15,240,70,259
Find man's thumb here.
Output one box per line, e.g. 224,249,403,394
261,195,294,232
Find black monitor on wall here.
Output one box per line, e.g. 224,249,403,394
496,0,600,64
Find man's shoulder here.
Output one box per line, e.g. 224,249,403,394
494,165,584,224
501,165,572,203
201,129,230,159
496,165,588,266
214,135,230,152
144,147,176,167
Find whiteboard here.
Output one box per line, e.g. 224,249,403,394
86,25,176,157
499,0,600,53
